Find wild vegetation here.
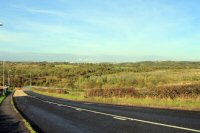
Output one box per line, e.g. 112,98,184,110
0,95,5,104
0,91,9,104
1,61,200,109
1,61,200,89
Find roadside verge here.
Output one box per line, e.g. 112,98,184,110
0,95,6,105
32,88,200,111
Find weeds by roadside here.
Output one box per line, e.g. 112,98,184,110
0,95,6,104
0,91,10,105
32,88,200,111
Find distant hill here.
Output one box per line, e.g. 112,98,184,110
0,51,194,62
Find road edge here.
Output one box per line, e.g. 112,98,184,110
11,91,36,133
32,89,200,112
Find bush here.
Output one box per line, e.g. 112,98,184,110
33,87,69,94
150,84,200,98
87,88,139,97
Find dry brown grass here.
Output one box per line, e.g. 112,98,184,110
87,88,138,97
33,87,69,94
13,90,28,97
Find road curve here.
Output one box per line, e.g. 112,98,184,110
13,90,200,133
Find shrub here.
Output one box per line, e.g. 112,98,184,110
150,84,200,98
87,88,139,97
32,87,69,94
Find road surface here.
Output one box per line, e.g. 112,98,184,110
13,90,200,133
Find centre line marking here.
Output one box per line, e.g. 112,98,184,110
28,95,200,133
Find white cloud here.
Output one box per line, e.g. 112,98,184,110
27,8,66,17
12,5,67,17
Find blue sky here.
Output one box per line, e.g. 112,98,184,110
0,0,200,62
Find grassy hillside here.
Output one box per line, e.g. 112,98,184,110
1,61,200,106
1,61,200,89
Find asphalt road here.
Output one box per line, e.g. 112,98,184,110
14,90,200,133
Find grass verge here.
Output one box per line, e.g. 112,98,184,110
0,95,6,105
32,89,200,111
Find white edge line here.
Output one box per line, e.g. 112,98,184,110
28,95,200,133
113,116,127,121
84,103,93,104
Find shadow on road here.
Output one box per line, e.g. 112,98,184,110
0,92,28,133
0,110,22,133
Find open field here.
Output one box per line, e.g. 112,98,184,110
1,61,200,109
1,61,200,89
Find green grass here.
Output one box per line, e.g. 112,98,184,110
87,97,200,110
0,95,6,104
55,64,79,68
75,68,200,90
32,89,200,111
20,118,36,133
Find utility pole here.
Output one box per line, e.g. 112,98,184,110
30,72,32,87
1,23,4,95
8,70,11,88
2,61,5,95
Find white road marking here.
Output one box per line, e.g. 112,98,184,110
57,104,63,107
113,116,127,121
28,95,200,132
75,108,83,111
84,103,93,105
